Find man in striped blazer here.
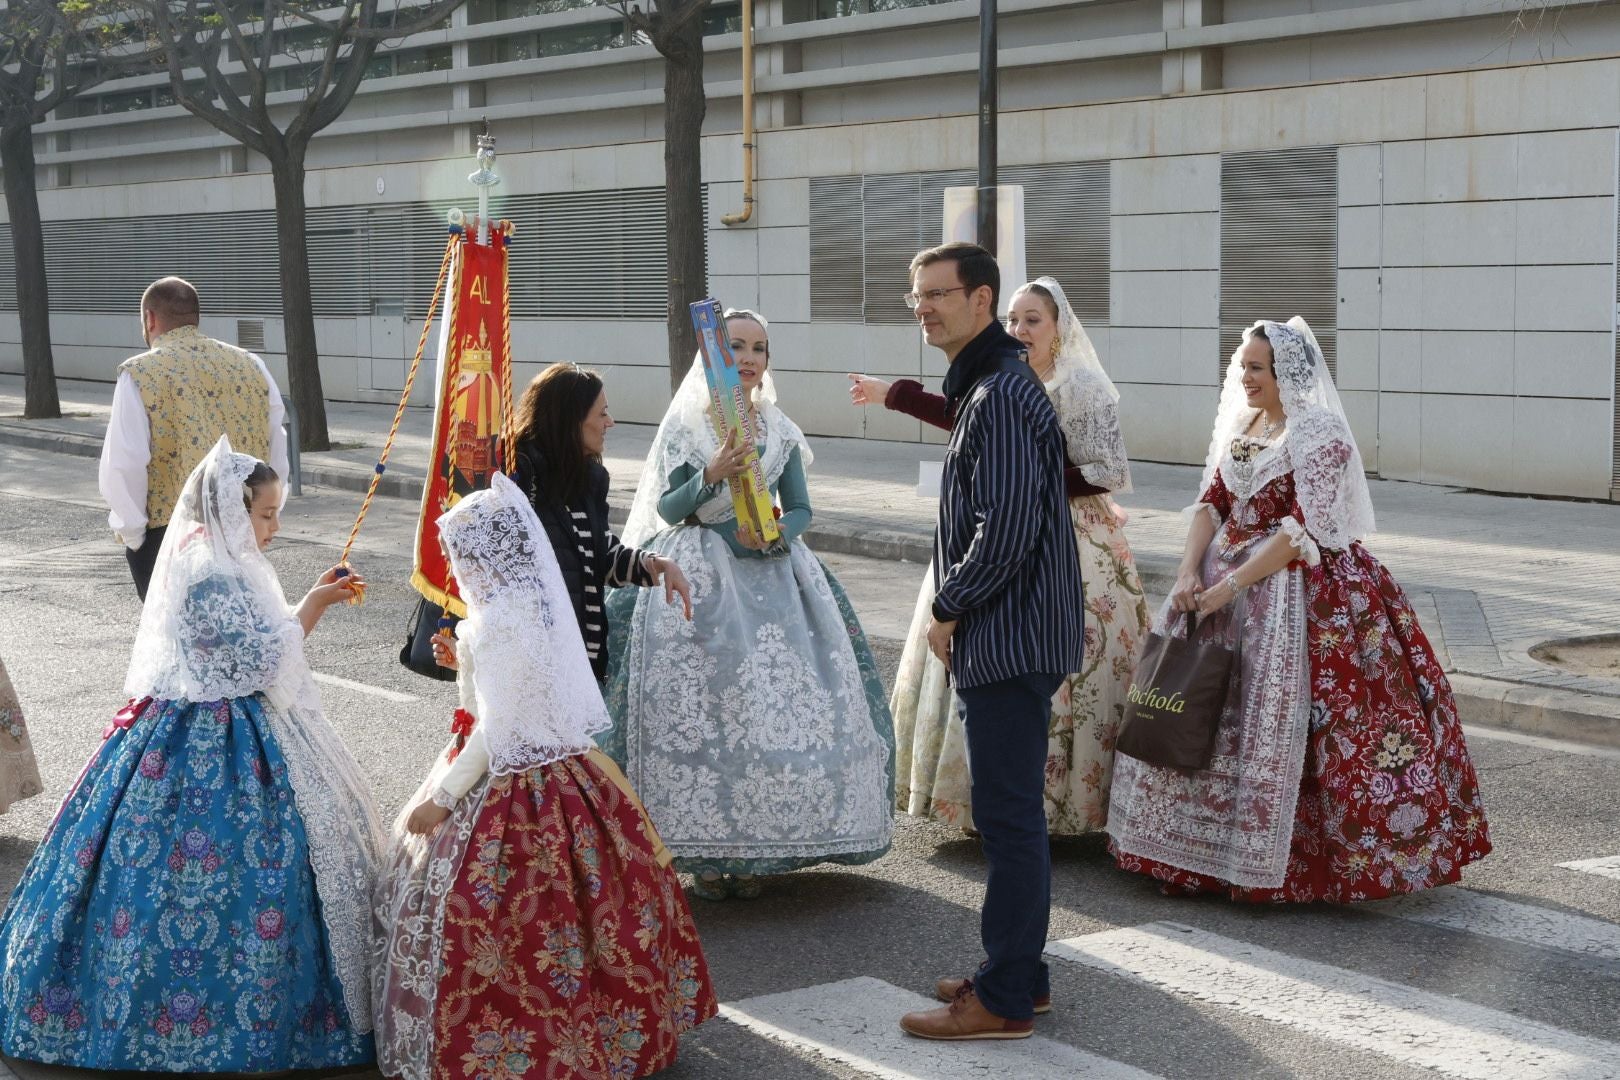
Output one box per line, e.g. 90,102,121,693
898,242,1086,1042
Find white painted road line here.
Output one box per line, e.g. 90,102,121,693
1463,724,1620,762
1048,922,1620,1080
1377,888,1620,964
1559,856,1620,882
718,975,1161,1080
312,671,419,703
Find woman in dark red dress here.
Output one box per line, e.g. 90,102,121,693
1106,317,1490,902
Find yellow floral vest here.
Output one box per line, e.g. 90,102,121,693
122,326,272,528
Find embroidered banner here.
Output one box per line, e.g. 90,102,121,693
411,227,515,617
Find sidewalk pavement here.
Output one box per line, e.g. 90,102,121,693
4,372,1619,746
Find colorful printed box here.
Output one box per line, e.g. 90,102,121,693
690,299,781,546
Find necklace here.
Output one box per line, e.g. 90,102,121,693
1228,411,1283,499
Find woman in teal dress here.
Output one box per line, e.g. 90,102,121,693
605,308,893,900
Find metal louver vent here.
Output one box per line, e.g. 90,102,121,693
1220,146,1339,376
809,176,863,322
237,318,266,351
0,228,15,312
1611,140,1620,499
1005,161,1110,326
862,173,924,325
809,162,1111,327
0,186,687,323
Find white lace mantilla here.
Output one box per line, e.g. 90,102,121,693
1196,317,1373,552
437,474,611,775
623,356,812,547
1047,365,1131,493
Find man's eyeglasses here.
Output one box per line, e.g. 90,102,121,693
903,286,969,308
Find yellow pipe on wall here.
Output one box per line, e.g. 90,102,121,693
721,0,756,226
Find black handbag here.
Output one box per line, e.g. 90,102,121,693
1115,610,1238,771
399,596,459,682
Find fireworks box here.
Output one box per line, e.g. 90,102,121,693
689,299,781,546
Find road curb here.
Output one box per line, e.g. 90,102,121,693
1449,673,1620,749
0,424,101,460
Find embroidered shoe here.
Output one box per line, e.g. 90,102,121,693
690,874,728,902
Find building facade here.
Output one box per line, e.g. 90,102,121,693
3,0,1619,500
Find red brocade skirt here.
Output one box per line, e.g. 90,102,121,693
1111,543,1491,903
375,750,718,1080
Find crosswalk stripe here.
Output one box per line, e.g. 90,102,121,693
717,975,1161,1080
1377,888,1620,963
1047,921,1620,1080
311,671,419,703
1559,855,1620,882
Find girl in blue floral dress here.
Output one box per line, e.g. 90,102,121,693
0,436,384,1072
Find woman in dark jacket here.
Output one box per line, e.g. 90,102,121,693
435,363,691,682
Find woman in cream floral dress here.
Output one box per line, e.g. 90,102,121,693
851,276,1148,834
0,654,42,815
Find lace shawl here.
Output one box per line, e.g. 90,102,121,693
1025,275,1131,493
437,473,611,774
1196,317,1374,551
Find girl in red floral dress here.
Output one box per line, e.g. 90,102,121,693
1107,318,1490,902
372,474,716,1079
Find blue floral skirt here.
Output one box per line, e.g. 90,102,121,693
0,694,374,1071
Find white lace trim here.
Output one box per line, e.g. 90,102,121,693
1049,367,1131,493
1183,501,1223,529
259,695,384,1034
1108,544,1312,888
372,765,483,1080
621,527,891,861
1277,515,1321,567
428,785,458,809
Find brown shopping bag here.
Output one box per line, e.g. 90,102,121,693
1115,610,1236,770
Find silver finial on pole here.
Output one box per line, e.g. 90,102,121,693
468,120,499,245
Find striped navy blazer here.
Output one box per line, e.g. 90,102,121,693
931,324,1086,690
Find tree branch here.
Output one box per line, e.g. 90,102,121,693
346,0,463,41
146,0,271,154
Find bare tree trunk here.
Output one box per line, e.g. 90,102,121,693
268,144,330,450
1,121,60,420
662,15,707,391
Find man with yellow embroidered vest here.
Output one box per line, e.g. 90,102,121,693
99,277,289,600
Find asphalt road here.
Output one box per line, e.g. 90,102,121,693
1,442,1617,1080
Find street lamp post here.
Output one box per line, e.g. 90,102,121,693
976,0,997,253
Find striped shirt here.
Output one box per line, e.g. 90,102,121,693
932,324,1086,689
513,444,655,681
570,507,649,670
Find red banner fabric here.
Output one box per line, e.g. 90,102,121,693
411,231,514,617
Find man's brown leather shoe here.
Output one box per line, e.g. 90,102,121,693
934,976,1052,1015
900,984,1034,1040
